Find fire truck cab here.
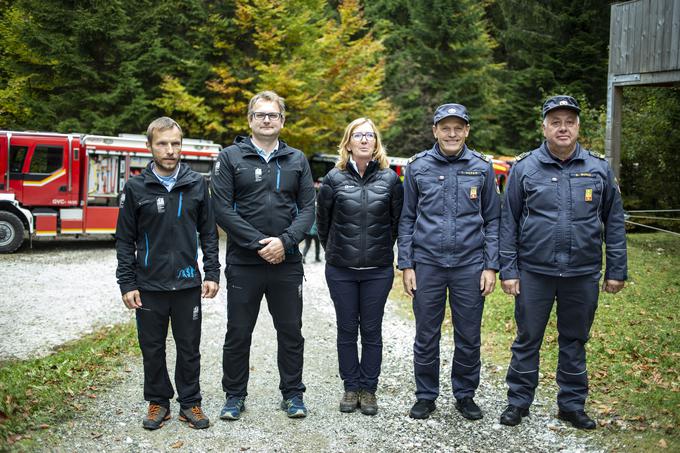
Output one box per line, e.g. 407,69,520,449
0,131,220,253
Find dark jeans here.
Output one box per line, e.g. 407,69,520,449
506,270,599,411
412,262,484,401
136,287,202,410
302,234,320,261
325,264,393,393
222,262,305,400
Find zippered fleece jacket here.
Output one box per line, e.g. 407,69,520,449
115,162,220,294
210,136,316,265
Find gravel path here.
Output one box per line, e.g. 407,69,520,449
2,240,605,451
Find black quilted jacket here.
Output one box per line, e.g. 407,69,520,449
317,161,403,267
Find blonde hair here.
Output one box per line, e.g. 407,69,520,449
248,90,286,119
336,118,389,170
146,117,182,143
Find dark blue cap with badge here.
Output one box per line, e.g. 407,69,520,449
542,95,581,118
433,103,469,125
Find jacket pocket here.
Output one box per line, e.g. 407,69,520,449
569,175,602,222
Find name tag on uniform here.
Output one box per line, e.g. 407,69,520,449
470,186,478,199
458,170,481,176
585,188,593,202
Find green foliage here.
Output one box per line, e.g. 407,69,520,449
205,0,393,152
365,0,502,156
0,323,138,450
488,0,610,154
620,87,680,226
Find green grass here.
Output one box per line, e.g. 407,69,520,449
0,322,139,451
390,232,679,451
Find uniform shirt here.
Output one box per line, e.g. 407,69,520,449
397,144,500,270
499,142,627,280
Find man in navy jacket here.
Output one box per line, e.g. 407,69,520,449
498,96,627,429
398,103,501,420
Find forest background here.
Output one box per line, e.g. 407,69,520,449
1,0,679,215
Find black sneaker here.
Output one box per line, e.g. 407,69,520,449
500,404,529,426
179,406,210,429
142,403,170,430
409,399,436,419
455,397,483,420
220,395,246,420
558,409,596,430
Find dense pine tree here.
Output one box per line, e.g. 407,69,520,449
365,0,502,156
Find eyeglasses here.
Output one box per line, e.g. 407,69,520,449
351,132,376,142
251,111,283,121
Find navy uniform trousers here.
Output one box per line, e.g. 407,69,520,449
136,287,203,410
506,269,599,412
222,262,306,400
413,262,484,401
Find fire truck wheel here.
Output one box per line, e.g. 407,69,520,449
0,211,25,253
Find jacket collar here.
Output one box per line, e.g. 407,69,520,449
234,135,295,158
536,141,585,164
426,143,472,163
142,162,198,189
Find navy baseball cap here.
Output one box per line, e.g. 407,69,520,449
433,103,469,125
542,95,581,118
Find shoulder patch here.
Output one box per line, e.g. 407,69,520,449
471,150,491,163
515,151,532,162
589,151,606,160
408,152,425,164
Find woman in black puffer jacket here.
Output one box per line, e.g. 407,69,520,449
317,117,403,416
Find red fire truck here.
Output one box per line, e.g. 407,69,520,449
0,131,221,253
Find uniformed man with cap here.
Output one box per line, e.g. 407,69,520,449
398,103,501,420
498,95,627,429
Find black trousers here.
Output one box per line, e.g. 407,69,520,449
302,234,320,261
222,262,305,400
136,287,202,409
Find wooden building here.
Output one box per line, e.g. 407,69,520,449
606,0,680,177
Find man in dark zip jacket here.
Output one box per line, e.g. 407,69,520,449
398,104,501,421
211,91,316,419
498,96,626,430
116,117,220,430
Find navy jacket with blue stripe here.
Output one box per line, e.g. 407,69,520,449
115,162,220,294
210,136,316,265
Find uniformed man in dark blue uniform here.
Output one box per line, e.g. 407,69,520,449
398,104,501,420
499,95,627,429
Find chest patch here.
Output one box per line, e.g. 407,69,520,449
156,197,165,213
470,186,478,199
585,188,593,202
254,168,263,182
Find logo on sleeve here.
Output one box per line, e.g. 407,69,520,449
192,305,200,320
119,193,126,208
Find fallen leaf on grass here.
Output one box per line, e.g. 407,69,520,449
171,440,184,449
0,411,8,423
91,432,103,439
124,368,132,373
38,423,49,429
658,439,667,449
87,394,97,399
7,434,22,445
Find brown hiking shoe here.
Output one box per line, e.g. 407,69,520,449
179,405,210,429
339,391,359,413
359,391,378,416
143,403,170,430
